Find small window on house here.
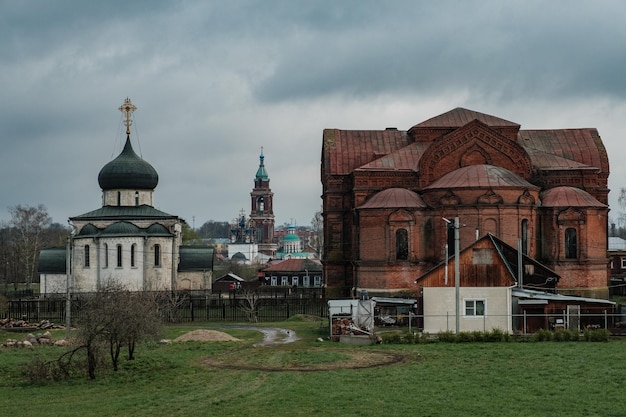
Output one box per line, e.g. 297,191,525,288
154,244,161,267
314,276,322,286
116,244,123,267
292,276,299,287
117,191,121,206
465,299,485,316
281,276,289,286
271,276,278,286
303,275,310,287
396,228,409,260
473,248,494,265
565,228,577,259
135,191,139,207
131,244,136,268
84,245,90,268
103,243,109,268
621,258,626,269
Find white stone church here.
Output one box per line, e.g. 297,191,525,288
38,99,214,294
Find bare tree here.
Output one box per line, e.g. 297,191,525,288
311,208,324,258
156,290,189,323
76,283,163,378
8,204,52,289
239,290,260,323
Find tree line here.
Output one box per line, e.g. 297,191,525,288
0,204,69,294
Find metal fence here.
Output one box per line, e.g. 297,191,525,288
4,295,625,334
411,311,625,335
4,294,328,325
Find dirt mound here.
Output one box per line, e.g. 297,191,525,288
175,329,242,342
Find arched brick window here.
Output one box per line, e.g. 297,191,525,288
396,229,409,260
521,219,529,255
565,228,577,259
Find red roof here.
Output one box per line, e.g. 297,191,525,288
262,258,322,273
518,129,607,172
424,165,538,189
410,107,520,129
358,188,427,209
540,186,606,207
356,142,429,172
322,108,609,184
322,129,409,176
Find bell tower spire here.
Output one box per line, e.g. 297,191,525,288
250,147,277,257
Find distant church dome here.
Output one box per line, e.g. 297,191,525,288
98,136,159,190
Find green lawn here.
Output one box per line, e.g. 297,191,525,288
1,320,625,417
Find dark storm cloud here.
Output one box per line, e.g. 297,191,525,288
254,1,626,103
2,0,626,226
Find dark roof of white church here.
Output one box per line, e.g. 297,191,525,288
71,205,176,221
98,136,159,191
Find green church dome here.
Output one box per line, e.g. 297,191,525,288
98,136,159,190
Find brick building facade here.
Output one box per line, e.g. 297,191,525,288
321,108,609,298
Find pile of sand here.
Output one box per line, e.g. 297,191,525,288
174,329,242,342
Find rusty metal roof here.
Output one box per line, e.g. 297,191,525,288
358,188,427,209
322,109,609,182
518,129,607,172
356,142,429,171
540,186,606,207
322,128,410,176
410,107,520,129
424,165,537,189
525,149,596,170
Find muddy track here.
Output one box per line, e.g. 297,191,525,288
203,348,416,372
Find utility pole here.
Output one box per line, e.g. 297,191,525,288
65,236,71,340
443,217,461,334
454,217,460,334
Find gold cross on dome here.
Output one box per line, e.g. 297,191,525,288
119,98,137,135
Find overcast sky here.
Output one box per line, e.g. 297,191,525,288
2,0,626,229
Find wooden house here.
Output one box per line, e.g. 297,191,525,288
416,233,614,333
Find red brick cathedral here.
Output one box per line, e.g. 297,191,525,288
321,108,609,298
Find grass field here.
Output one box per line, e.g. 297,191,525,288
1,319,625,417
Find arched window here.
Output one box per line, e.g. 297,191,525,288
135,191,139,207
117,244,123,267
103,243,109,268
565,228,577,259
258,197,264,213
521,219,529,255
84,245,90,268
396,229,409,260
154,244,161,267
131,244,136,267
